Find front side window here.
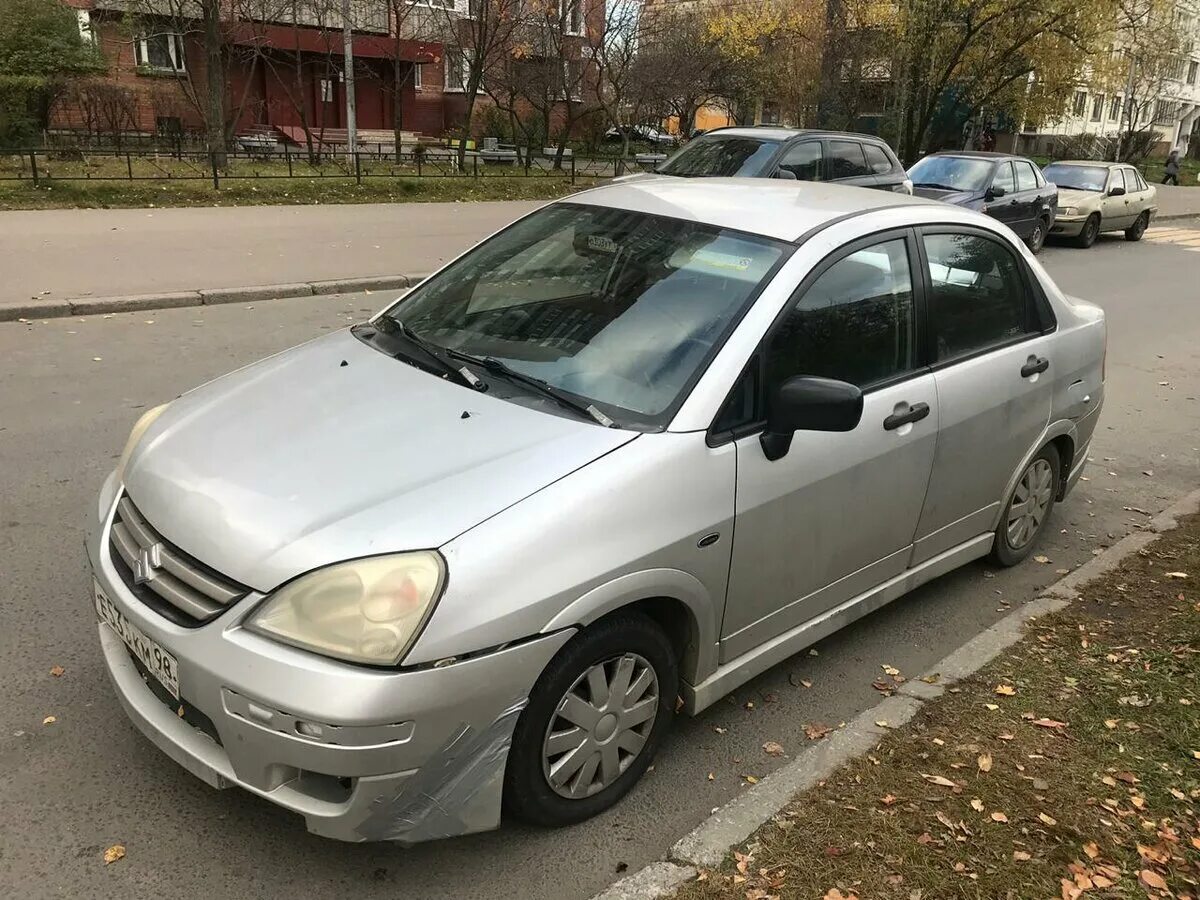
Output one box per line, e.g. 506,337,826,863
1110,168,1127,192
1014,160,1037,192
827,140,870,178
765,238,915,390
992,162,1016,194
658,136,781,177
382,205,789,426
924,233,1031,361
908,155,995,192
776,141,822,180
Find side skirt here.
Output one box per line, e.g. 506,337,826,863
681,533,994,715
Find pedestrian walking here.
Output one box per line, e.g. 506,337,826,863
1162,149,1181,185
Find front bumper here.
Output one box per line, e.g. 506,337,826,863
87,493,573,843
1050,215,1088,236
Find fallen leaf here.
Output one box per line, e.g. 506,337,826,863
92,357,102,362
1164,571,1189,579
103,844,125,864
1031,718,1068,729
1039,812,1058,826
706,772,714,781
1033,554,1051,564
805,723,832,741
1168,787,1187,801
1091,875,1113,888
1013,850,1031,861
881,664,901,676
1139,869,1168,890
1137,843,1169,864
49,665,64,677
762,741,785,757
743,774,759,784
1104,719,1119,729
999,732,1016,741
800,679,813,688
936,811,958,831
713,726,727,735
920,673,941,684
984,703,1000,711
872,679,894,695
971,798,985,812
1114,771,1140,784
915,832,934,845
977,753,993,773
42,715,55,725
920,773,957,788
823,890,858,900
875,720,891,729
995,684,1017,696
880,793,898,806
991,811,1009,823
1033,778,1049,790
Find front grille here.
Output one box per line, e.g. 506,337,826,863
108,494,247,627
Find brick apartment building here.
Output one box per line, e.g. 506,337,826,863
53,0,594,144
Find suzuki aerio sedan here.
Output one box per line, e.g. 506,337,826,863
89,178,1105,844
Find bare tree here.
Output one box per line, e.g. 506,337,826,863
589,0,661,164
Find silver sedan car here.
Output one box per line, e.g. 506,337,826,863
89,178,1106,843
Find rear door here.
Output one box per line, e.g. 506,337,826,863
987,162,1024,235
863,142,905,191
911,227,1055,564
824,139,881,190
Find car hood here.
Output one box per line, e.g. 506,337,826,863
123,329,636,592
910,186,982,206
1055,188,1103,210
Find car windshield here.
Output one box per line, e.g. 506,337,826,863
379,204,789,428
1042,164,1108,192
657,136,781,177
907,156,995,192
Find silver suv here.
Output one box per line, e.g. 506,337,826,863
89,177,1105,844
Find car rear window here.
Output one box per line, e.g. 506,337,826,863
863,143,894,175
657,136,780,177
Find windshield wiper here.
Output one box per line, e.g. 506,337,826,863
446,350,617,428
376,315,487,391
911,182,960,191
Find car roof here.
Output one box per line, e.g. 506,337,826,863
564,176,933,243
702,126,888,144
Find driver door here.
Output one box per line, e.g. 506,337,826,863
720,231,938,662
987,162,1024,235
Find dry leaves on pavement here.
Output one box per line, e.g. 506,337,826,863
102,844,125,865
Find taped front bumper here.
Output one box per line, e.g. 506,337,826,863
88,506,573,843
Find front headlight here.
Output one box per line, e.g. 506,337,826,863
246,552,446,666
1057,207,1078,217
115,403,169,484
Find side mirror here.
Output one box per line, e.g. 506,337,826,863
774,168,797,180
760,376,864,461
986,184,1006,199
1108,186,1126,197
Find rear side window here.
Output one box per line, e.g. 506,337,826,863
777,141,822,180
1014,161,1038,191
924,233,1032,361
992,162,1016,193
863,143,894,175
827,141,871,179
765,238,916,388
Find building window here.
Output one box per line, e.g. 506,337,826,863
1166,57,1186,81
136,31,186,72
1109,95,1122,121
1189,60,1198,85
76,9,96,44
319,78,334,103
1091,93,1104,122
412,62,422,89
561,0,583,33
1154,99,1180,125
1072,90,1087,117
444,48,472,92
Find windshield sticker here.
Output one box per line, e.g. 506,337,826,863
586,235,619,254
689,250,753,272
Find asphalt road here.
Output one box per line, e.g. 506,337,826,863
1,228,1198,899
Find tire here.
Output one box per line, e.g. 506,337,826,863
1073,213,1101,249
1125,211,1149,241
1026,217,1048,254
990,444,1061,567
503,612,678,827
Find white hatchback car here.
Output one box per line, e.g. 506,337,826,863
91,178,1105,843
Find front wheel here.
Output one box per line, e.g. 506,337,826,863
991,444,1060,566
1125,211,1149,241
1073,213,1101,249
1026,217,1048,254
504,612,678,827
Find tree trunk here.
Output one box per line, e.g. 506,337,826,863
393,54,405,152
202,0,227,167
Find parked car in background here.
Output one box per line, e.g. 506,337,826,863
654,127,913,194
605,124,677,146
908,151,1057,253
91,178,1104,845
1042,161,1157,248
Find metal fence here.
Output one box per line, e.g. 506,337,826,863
0,146,661,188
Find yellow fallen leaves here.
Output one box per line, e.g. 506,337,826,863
1139,868,1168,890
1039,812,1058,826
977,753,993,773
1137,843,1169,864
49,665,65,677
762,741,785,757
994,684,1017,696
920,773,957,788
804,723,832,741
42,715,56,725
823,890,858,900
743,774,759,785
1083,841,1100,860
1013,850,1032,861
103,844,125,865
970,798,985,812
990,811,1009,823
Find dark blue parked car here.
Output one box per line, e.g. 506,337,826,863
908,151,1058,254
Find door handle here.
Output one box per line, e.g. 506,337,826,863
883,401,930,431
1021,356,1050,377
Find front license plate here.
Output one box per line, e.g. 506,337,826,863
95,580,179,700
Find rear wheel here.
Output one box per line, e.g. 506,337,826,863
504,612,677,827
991,444,1060,566
1073,213,1101,249
1125,211,1149,241
1026,217,1048,254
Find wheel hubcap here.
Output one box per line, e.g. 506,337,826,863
1006,458,1053,550
542,653,659,799
1031,225,1044,249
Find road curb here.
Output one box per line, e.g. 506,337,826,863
594,486,1200,900
0,275,416,323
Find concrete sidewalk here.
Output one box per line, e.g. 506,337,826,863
1,200,543,308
